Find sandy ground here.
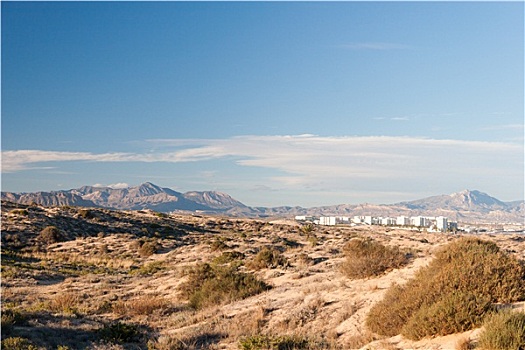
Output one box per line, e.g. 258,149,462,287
2,204,524,349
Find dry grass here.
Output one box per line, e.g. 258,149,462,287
48,292,82,314
112,295,170,316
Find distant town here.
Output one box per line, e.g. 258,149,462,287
296,215,458,232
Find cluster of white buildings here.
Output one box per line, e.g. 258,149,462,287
295,215,458,232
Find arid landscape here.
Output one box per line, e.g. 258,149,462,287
1,200,524,349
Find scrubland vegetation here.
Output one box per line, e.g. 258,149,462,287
1,201,524,349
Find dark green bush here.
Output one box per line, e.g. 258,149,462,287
180,263,270,310
341,238,409,279
366,238,525,339
99,321,141,344
478,311,525,350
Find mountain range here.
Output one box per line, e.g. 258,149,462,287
2,182,524,223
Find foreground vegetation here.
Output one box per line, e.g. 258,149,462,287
2,201,525,349
366,237,525,340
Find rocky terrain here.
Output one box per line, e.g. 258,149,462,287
2,183,524,223
1,200,524,349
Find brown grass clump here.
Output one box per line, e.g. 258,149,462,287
137,239,160,257
341,238,409,279
48,292,82,314
113,295,170,316
180,263,271,310
477,311,525,350
247,247,288,270
366,238,525,340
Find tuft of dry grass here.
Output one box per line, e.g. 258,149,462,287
366,237,525,339
112,295,170,316
341,238,409,279
48,292,82,314
455,336,473,350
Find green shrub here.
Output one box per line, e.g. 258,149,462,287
341,238,409,279
238,334,326,350
131,261,165,275
1,337,37,350
1,308,26,335
212,251,245,266
478,311,525,350
38,226,64,244
247,247,288,270
366,238,525,339
210,238,229,251
180,263,270,310
401,292,492,340
99,321,141,344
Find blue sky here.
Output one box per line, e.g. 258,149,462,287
2,1,524,207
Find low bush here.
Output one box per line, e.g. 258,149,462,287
48,292,81,314
366,238,525,340
180,263,270,310
401,292,492,339
341,238,409,279
1,337,37,350
1,308,26,335
210,239,229,251
238,334,328,350
38,226,64,244
247,247,288,270
211,251,245,266
9,209,28,216
131,261,165,276
135,239,160,257
99,321,141,344
478,311,525,350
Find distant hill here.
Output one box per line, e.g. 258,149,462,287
2,183,523,223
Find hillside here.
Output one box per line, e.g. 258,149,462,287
2,184,524,223
1,201,524,349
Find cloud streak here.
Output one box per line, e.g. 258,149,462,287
3,136,522,190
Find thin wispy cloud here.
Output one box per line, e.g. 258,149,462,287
3,136,522,191
478,124,524,131
338,42,410,50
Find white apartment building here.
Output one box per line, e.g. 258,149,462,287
319,216,336,226
436,216,448,232
397,216,410,226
